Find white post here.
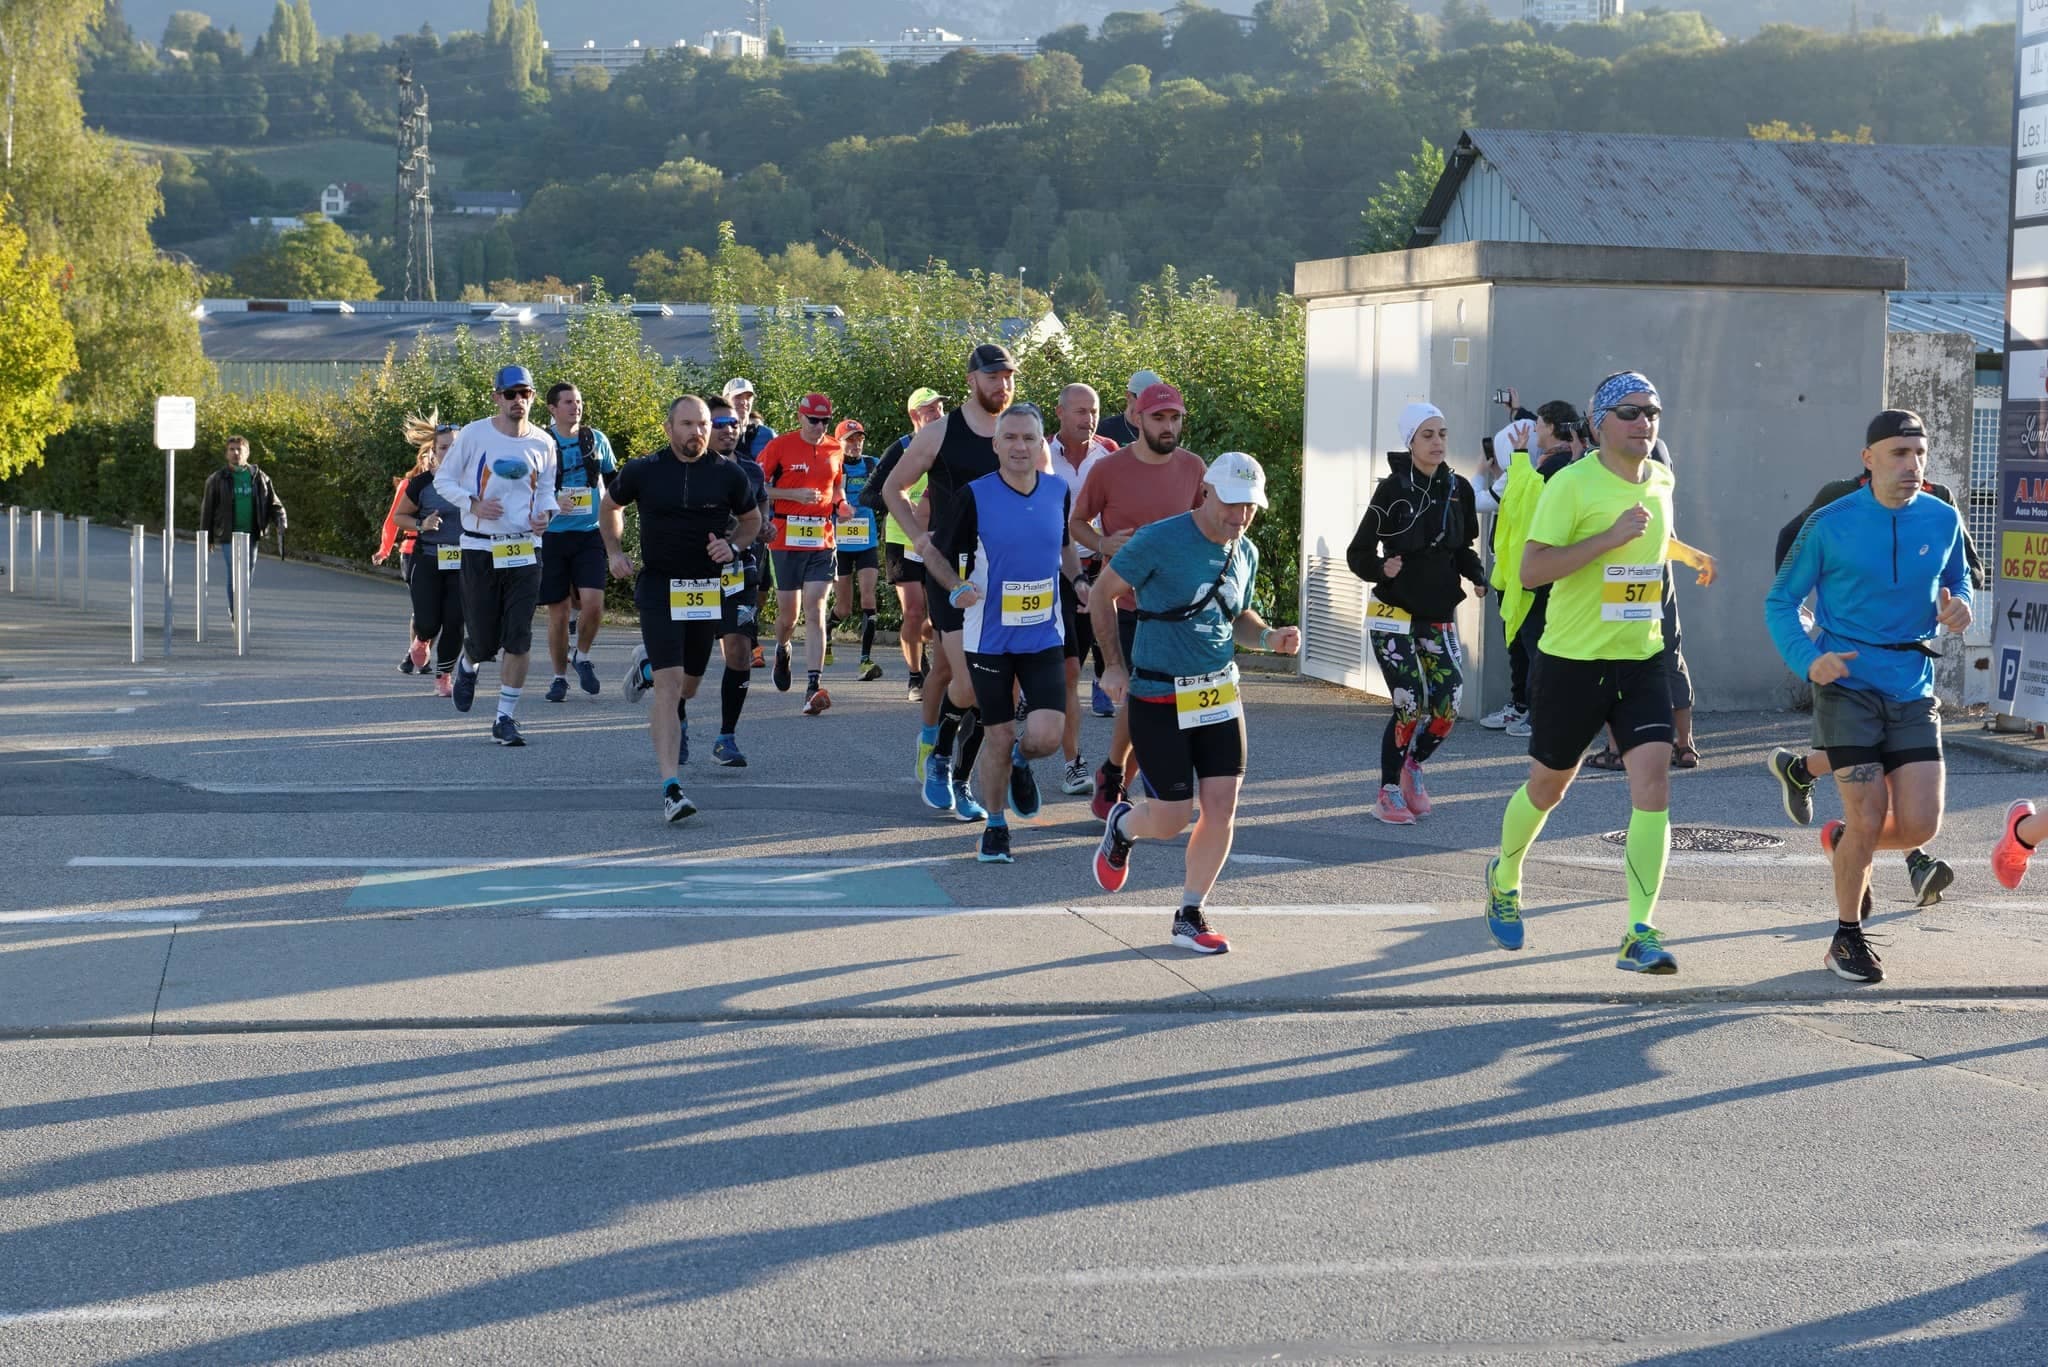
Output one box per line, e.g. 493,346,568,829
51,514,63,603
129,524,145,664
232,530,251,657
5,506,15,593
161,450,175,658
29,509,40,596
194,529,207,643
77,516,89,609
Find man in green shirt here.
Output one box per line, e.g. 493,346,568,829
1482,372,1709,975
199,435,287,626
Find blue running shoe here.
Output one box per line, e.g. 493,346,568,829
977,825,1014,864
491,715,525,747
452,663,478,713
677,721,689,767
575,658,601,695
545,676,568,703
951,780,987,823
922,750,955,812
1007,747,1041,819
1616,922,1677,975
1483,856,1525,951
1091,680,1115,717
712,735,747,767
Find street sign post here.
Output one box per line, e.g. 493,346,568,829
153,396,196,658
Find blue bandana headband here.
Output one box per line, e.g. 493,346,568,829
1589,372,1659,439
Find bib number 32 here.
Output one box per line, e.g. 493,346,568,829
1174,669,1242,731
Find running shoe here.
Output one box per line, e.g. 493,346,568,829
1399,761,1432,817
677,721,690,767
1825,922,1883,983
1008,752,1041,819
977,825,1014,864
1616,922,1677,974
1504,712,1532,739
1373,785,1416,826
408,639,429,672
907,673,924,703
491,715,525,747
917,736,935,784
1482,855,1524,951
922,750,955,811
545,676,568,704
1061,758,1092,795
1478,703,1521,731
1090,763,1123,821
1090,680,1115,717
824,643,836,667
773,644,792,692
623,645,652,704
711,735,747,767
859,660,883,682
663,781,697,824
1905,850,1954,907
435,673,453,698
802,686,832,716
1820,819,1844,856
398,651,416,676
452,664,478,713
1171,909,1230,955
1765,747,1814,826
751,645,765,670
1995,799,2039,889
1094,800,1134,892
575,658,601,695
951,780,988,824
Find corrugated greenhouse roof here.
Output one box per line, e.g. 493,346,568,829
1887,291,2005,354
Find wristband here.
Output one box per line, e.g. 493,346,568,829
949,583,973,607
1259,626,1274,650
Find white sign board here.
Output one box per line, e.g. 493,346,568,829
154,396,196,452
1995,0,2048,721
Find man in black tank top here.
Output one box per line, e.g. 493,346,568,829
882,342,1015,821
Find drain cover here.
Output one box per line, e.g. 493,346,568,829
1600,825,1784,852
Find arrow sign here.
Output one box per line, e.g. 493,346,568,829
2012,600,2026,631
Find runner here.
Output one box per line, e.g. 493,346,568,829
601,395,762,821
922,405,1084,862
1089,452,1299,954
1096,368,1162,449
384,416,463,694
707,394,771,765
1766,460,1987,907
1480,372,1686,972
539,382,618,703
1045,382,1119,794
830,419,886,681
433,365,558,745
883,345,1019,823
759,392,855,715
1480,399,1584,737
1070,381,1210,820
373,415,450,676
1346,402,1488,826
864,387,948,704
723,377,776,460
1765,409,1972,983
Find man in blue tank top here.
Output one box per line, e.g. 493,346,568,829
925,405,1086,865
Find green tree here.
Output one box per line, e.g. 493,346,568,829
767,26,787,58
231,214,381,298
162,10,211,50
1101,63,1152,99
0,197,77,479
1353,137,1445,253
263,1,299,63
292,0,318,64
486,0,511,45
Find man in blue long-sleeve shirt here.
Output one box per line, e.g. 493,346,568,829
1765,409,1973,984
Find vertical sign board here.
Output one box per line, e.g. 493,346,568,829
1997,1,2048,719
153,396,196,657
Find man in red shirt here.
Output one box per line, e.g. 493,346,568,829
759,392,855,715
1069,380,1209,816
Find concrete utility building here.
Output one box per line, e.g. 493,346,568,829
1296,127,2005,712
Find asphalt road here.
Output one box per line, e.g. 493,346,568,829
3,539,2046,1364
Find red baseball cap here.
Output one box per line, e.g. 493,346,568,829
797,392,834,420
1133,382,1185,417
834,419,864,439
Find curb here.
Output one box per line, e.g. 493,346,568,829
1946,726,2048,774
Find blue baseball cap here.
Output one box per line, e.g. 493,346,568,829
494,365,535,393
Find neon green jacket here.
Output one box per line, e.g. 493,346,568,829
1488,447,1544,643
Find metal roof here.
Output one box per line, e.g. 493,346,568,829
1412,130,2004,294
1887,290,2006,355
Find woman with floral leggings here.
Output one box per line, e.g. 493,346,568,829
1346,402,1490,825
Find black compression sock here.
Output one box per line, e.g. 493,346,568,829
676,696,687,723
861,610,876,660
936,696,965,753
957,707,985,776
720,666,748,733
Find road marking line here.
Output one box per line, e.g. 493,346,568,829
1546,853,1830,870
1227,854,1310,865
72,852,1310,873
543,903,1437,921
126,689,148,696
0,1299,362,1325
114,707,136,714
190,780,913,794
0,909,202,924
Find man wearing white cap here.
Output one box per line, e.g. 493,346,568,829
721,378,776,461
1097,368,1162,449
1088,451,1299,955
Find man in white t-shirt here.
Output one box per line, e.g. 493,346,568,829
433,365,559,745
1045,382,1119,792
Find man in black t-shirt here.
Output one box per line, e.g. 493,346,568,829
602,395,762,823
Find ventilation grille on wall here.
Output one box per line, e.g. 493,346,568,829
1302,554,1366,686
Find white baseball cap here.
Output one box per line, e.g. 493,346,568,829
1126,368,1163,396
1203,451,1268,508
721,377,757,398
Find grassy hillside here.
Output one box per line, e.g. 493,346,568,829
118,136,468,192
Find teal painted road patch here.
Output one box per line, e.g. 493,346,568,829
348,864,953,911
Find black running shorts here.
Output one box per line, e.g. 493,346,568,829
1526,651,1674,772
1126,694,1247,803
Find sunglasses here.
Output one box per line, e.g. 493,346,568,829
1609,404,1661,422
502,388,534,399
803,415,832,425
711,417,740,428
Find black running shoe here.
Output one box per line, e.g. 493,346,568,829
490,715,525,747
1007,752,1041,819
1765,747,1814,827
977,824,1014,864
1906,851,1954,908
772,644,792,693
1825,922,1884,983
663,782,697,823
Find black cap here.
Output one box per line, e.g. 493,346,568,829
966,342,1017,374
1865,409,1927,446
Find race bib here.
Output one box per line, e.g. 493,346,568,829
720,562,746,598
1000,576,1056,627
1366,596,1412,636
786,514,830,548
435,545,462,570
491,538,536,569
670,578,720,621
1600,563,1663,622
1174,668,1242,730
836,516,874,550
561,487,594,515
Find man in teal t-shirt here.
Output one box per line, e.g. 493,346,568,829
540,382,620,701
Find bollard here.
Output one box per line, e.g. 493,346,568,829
232,531,250,657
130,524,145,664
30,510,41,596
77,516,90,610
51,515,63,603
6,506,16,593
195,529,207,643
